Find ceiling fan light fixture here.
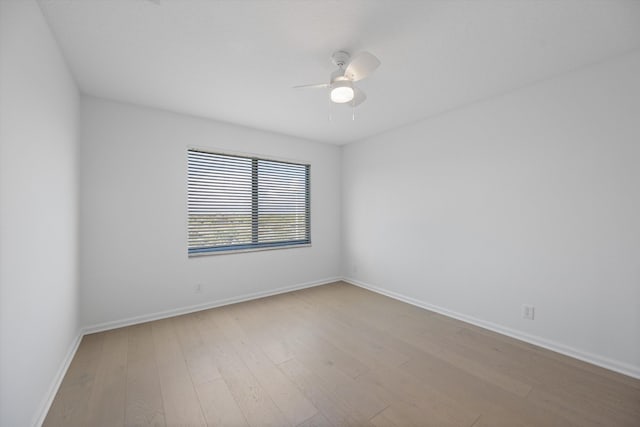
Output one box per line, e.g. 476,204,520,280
330,80,354,103
294,50,380,108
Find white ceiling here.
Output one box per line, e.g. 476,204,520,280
39,0,640,144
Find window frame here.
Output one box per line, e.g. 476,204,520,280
187,148,311,256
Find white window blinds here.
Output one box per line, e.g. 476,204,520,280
188,149,310,255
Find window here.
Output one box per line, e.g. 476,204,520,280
188,149,310,255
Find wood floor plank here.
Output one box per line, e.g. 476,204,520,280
418,328,533,397
256,293,372,379
171,313,222,385
212,307,318,426
296,411,334,427
526,384,640,427
45,282,640,427
371,402,463,427
321,284,534,397
195,310,291,427
226,299,297,365
278,358,375,427
290,348,388,421
369,410,399,427
290,287,430,363
221,293,370,382
401,353,580,426
239,295,388,421
284,291,411,369
151,318,206,426
356,364,479,426
212,304,379,425
196,378,249,427
43,333,105,427
124,323,165,427
85,328,129,427
169,313,249,426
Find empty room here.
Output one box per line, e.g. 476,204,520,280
1,0,640,426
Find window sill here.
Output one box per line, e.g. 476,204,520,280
188,243,311,257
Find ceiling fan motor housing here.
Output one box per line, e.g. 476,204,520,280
331,51,351,68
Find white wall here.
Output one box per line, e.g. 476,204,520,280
0,1,80,425
80,97,341,328
342,50,640,376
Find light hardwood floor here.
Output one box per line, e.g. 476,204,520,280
44,282,640,426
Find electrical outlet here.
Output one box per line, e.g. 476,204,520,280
522,304,535,320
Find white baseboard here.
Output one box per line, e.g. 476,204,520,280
83,277,341,334
342,277,640,380
33,331,83,427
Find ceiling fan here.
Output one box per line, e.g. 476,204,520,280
294,51,381,107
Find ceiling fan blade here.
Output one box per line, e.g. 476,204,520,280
293,83,330,89
351,87,367,107
344,51,381,82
